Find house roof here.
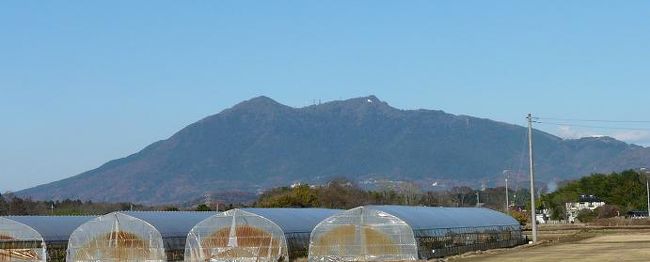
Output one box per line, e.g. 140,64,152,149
578,194,603,203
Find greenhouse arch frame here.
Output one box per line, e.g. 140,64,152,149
66,212,167,262
0,217,46,262
184,209,288,262
309,206,525,261
308,206,418,261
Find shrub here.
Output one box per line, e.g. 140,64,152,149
163,206,179,211
577,209,597,222
510,210,528,225
595,204,619,218
196,204,212,211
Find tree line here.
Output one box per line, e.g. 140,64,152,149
255,178,532,211
0,192,151,216
5,170,647,225
2,178,534,217
540,169,649,221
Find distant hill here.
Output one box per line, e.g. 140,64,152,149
17,96,650,204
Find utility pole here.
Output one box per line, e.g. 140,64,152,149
527,113,538,243
503,170,510,215
476,191,480,207
641,168,649,218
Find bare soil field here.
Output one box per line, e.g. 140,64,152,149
449,225,650,262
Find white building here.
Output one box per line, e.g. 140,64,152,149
565,194,606,223
536,208,552,224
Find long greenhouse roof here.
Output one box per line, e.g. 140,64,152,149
370,206,519,230
122,211,218,238
4,216,95,242
241,208,342,234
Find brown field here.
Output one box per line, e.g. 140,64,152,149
310,224,401,257
449,225,650,262
200,225,282,259
73,231,164,261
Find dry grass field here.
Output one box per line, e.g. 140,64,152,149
449,225,650,262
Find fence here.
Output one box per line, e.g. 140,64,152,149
414,225,526,259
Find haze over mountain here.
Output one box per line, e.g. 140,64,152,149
17,96,650,204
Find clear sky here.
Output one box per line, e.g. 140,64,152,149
2,1,650,192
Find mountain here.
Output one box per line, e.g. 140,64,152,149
17,96,650,204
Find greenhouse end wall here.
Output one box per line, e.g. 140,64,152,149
66,212,166,262
184,209,288,262
0,217,46,262
6,216,94,262
308,206,419,262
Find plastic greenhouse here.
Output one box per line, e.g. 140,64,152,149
309,206,524,261
4,216,93,262
185,208,340,262
308,206,418,261
123,211,216,261
0,217,46,262
66,212,167,262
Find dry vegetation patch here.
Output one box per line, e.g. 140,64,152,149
447,227,650,262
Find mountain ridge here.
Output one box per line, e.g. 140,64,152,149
17,95,650,204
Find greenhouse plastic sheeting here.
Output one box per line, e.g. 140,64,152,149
6,216,97,262
308,206,418,262
372,206,520,231
122,211,217,261
372,206,523,259
0,217,46,262
239,208,342,259
239,208,341,234
185,209,288,262
66,212,166,262
6,216,94,243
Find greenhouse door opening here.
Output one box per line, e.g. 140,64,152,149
66,212,166,262
185,209,288,262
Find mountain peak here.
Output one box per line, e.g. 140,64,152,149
307,95,396,113
343,95,380,103
239,95,280,106
229,96,290,112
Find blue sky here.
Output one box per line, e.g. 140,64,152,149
2,1,650,192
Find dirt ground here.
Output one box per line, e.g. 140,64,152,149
449,227,650,262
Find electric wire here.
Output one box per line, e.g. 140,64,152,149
514,127,528,192
535,121,650,131
536,117,650,123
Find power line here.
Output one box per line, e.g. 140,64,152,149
536,121,650,131
536,117,650,123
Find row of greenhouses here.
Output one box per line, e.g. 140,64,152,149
0,206,525,262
